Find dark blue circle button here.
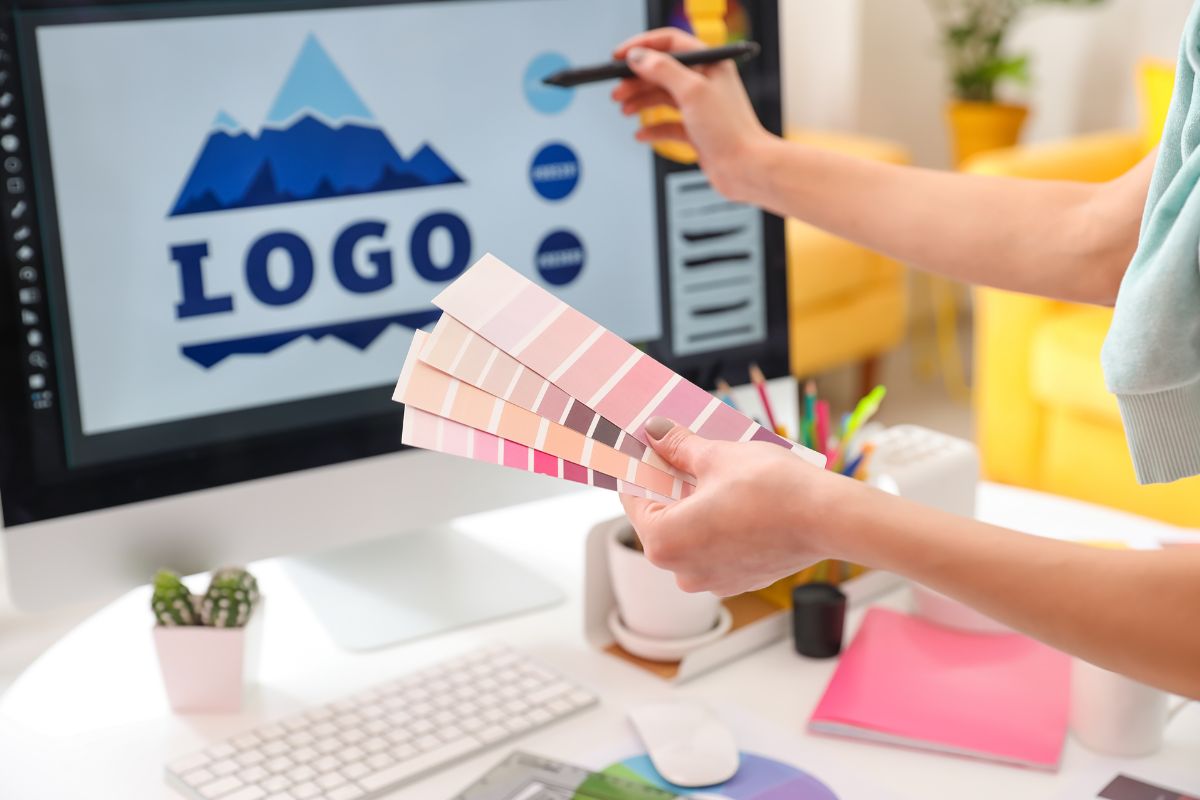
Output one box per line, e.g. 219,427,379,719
535,230,585,286
530,142,581,201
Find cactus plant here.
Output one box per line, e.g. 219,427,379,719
151,569,200,627
199,567,260,628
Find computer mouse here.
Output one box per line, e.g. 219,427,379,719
627,702,740,788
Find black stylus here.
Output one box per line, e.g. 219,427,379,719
541,41,761,88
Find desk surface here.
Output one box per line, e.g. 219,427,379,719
2,483,1197,799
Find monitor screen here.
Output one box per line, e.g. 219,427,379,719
0,0,787,524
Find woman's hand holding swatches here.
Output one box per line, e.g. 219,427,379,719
619,417,848,597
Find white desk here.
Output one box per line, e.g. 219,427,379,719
2,484,1197,799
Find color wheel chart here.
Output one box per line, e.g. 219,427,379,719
581,752,838,800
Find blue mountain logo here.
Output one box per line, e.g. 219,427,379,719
169,35,464,217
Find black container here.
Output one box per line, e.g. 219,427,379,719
791,582,847,659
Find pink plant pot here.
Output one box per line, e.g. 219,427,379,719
152,601,264,713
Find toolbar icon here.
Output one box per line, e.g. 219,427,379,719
17,286,38,304
20,308,36,325
0,114,14,131
26,329,42,347
28,350,46,369
13,225,28,241
16,244,32,261
6,176,23,194
17,266,35,282
4,156,19,173
28,374,45,391
10,199,25,218
1,134,17,153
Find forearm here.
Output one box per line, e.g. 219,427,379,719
826,481,1200,698
731,136,1139,305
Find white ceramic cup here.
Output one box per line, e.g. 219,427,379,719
1070,658,1169,757
607,524,722,641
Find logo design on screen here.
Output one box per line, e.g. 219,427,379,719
169,35,464,216
167,35,474,371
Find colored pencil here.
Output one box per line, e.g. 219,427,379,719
803,380,817,450
816,400,832,461
715,377,740,410
748,363,780,434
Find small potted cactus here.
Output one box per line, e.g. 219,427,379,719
151,567,263,713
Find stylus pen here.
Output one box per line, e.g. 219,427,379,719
541,41,761,88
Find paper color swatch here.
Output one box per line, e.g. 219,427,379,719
402,408,674,504
810,608,1071,770
394,253,825,503
395,331,692,500
420,314,687,481
432,254,824,466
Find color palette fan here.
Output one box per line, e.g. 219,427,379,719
393,253,825,501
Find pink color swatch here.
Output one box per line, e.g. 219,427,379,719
432,254,824,467
395,331,690,500
419,314,686,481
401,408,671,503
810,608,1071,771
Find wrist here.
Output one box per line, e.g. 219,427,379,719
736,131,783,204
709,128,779,204
798,471,875,564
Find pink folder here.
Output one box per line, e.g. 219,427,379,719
809,608,1071,770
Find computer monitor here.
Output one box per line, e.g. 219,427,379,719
0,0,787,646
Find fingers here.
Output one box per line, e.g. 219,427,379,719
635,123,691,145
619,493,662,532
643,417,711,474
613,27,706,59
620,88,677,116
626,47,704,103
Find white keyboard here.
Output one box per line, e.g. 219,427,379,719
165,646,598,800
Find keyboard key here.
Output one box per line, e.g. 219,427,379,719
169,752,211,774
207,743,236,760
220,786,266,800
477,725,508,744
286,765,317,783
342,762,371,780
336,746,365,763
261,775,290,793
238,766,269,783
231,733,261,750
316,772,346,790
312,755,339,773
361,736,388,754
210,759,240,776
329,785,365,800
254,724,286,741
262,740,288,757
180,767,215,787
365,753,393,771
358,737,481,792
199,776,242,799
291,782,320,799
389,743,417,762
235,750,266,767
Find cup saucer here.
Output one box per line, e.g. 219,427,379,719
607,606,733,662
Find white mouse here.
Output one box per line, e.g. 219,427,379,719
627,702,740,788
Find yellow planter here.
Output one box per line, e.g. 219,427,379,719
946,101,1029,167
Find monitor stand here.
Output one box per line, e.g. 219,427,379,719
281,528,563,651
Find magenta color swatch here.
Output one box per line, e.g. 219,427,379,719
533,450,558,477
562,461,588,485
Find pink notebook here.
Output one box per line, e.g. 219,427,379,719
809,608,1071,770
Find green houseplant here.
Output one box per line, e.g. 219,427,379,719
927,0,1107,164
151,567,263,712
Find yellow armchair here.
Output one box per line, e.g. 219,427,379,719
968,132,1200,526
785,131,910,384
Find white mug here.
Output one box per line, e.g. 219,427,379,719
1070,658,1168,757
607,524,721,641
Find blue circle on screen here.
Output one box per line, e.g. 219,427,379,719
530,143,581,201
535,230,586,286
524,52,574,114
